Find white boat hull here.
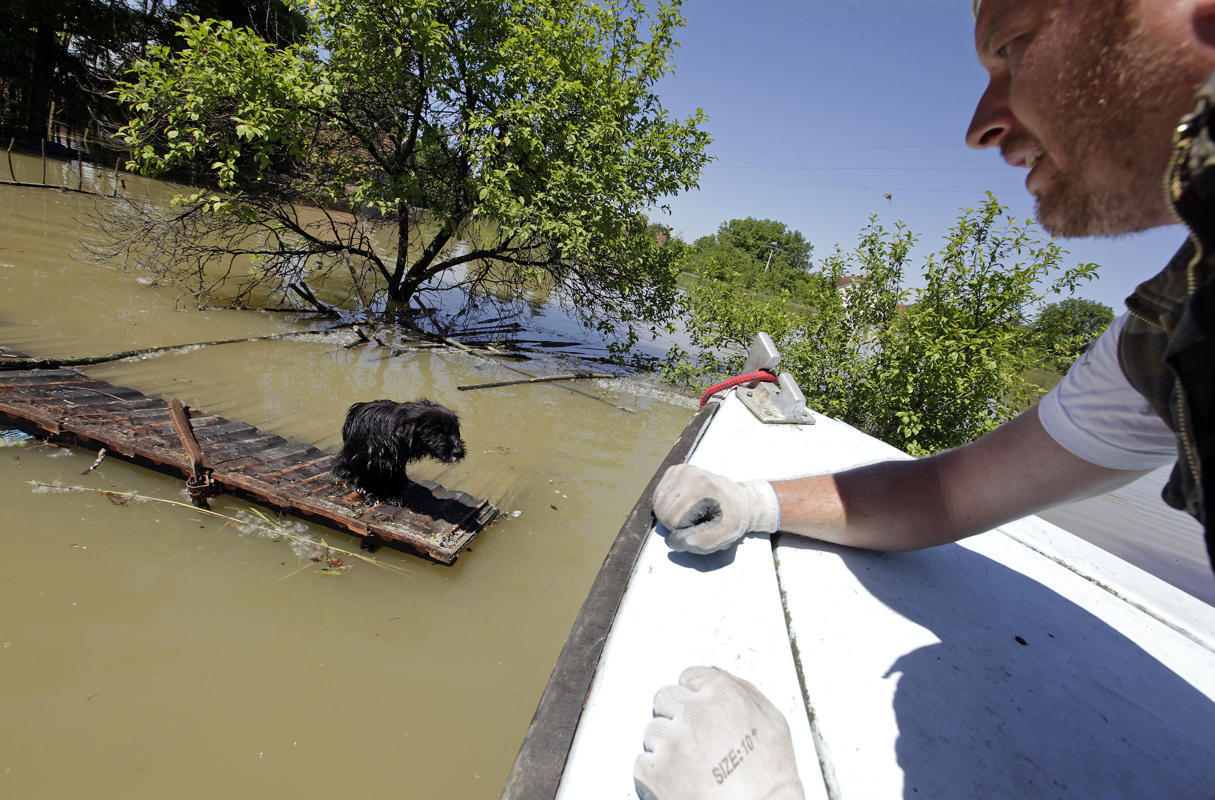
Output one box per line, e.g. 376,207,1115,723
506,391,1215,798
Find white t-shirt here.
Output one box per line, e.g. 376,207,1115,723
1036,312,1179,471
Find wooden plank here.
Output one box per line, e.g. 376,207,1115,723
293,471,343,496
250,445,327,475
67,393,159,414
57,388,136,406
0,368,84,385
120,431,182,453
194,418,259,435
275,455,337,481
193,420,257,438
0,357,496,563
0,401,64,434
179,414,226,430
203,436,292,465
116,403,172,421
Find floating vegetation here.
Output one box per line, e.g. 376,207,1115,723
318,557,347,576
30,481,75,494
233,508,320,559
25,481,408,578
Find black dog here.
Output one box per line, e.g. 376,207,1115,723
334,399,466,504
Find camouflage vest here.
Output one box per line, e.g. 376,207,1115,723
1120,77,1215,571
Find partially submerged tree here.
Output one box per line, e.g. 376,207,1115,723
105,0,710,343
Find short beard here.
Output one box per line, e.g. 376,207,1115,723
1036,167,1154,239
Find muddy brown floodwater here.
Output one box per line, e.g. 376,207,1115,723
2,153,1212,800
0,155,694,799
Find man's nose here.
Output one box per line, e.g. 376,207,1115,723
966,78,1015,150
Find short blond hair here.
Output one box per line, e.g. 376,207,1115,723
972,0,982,18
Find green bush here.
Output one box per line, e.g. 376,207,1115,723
1028,298,1115,373
665,195,1100,455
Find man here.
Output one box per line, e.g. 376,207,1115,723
635,1,1215,797
655,0,1215,577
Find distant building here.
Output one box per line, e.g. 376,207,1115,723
835,275,862,306
836,275,907,315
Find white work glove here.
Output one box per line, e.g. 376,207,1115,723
634,666,805,800
652,464,780,554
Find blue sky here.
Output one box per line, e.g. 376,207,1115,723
648,0,1186,313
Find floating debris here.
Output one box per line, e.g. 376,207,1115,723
0,429,33,447
30,481,71,494
1,364,495,562
81,447,106,475
318,556,348,576
25,481,410,578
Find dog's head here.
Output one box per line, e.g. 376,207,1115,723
398,400,466,464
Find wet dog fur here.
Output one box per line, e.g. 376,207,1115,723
334,399,466,504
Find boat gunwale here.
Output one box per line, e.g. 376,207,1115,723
500,399,721,800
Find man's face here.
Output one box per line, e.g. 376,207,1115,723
967,0,1205,237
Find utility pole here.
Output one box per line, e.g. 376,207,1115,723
763,241,782,272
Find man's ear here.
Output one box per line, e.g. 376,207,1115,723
1195,0,1215,49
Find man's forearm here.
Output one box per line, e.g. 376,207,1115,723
772,457,958,551
650,407,1146,557
770,407,1149,553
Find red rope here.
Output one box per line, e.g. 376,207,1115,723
699,369,777,407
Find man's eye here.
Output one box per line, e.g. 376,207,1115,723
996,33,1028,64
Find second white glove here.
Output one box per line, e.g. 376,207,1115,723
634,666,805,800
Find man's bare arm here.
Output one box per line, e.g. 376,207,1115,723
773,405,1150,551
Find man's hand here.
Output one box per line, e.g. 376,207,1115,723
634,666,805,800
652,464,780,554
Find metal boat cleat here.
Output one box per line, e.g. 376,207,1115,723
739,332,814,425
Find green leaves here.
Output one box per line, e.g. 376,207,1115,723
682,219,820,302
111,0,707,339
115,15,330,191
669,196,1102,455
1029,297,1114,373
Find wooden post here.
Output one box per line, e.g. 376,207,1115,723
168,398,214,509
78,126,87,191
6,138,13,183
113,155,120,196
40,139,46,186
168,399,206,476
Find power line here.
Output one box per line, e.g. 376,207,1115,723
700,177,1009,194
709,165,1011,172
712,144,964,153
